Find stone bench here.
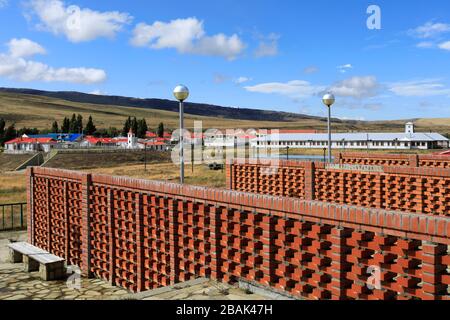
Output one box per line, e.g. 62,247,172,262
7,242,66,281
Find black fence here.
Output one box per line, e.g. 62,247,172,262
0,203,27,231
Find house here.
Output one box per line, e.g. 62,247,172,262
79,136,117,148
251,123,449,150
29,133,84,149
4,135,57,154
144,141,168,151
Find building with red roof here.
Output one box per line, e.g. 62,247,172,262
4,135,57,154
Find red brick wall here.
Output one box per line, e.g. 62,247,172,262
337,152,450,168
27,167,450,300
229,160,450,216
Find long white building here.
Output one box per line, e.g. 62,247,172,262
251,123,449,150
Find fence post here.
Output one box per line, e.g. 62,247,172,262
20,204,24,229
64,181,70,262
46,178,50,251
209,205,220,281
168,198,180,285
261,213,273,287
135,192,145,292
81,173,92,278
108,188,116,286
330,225,351,300
409,154,419,167
11,205,14,230
304,161,316,200
421,242,447,300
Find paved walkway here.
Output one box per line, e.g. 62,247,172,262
0,231,129,300
122,278,270,300
0,231,286,300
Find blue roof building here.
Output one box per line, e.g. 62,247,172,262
29,133,84,143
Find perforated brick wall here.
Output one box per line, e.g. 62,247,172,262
337,152,450,168
228,160,450,216
28,167,450,300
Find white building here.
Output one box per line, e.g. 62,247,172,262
251,123,449,150
4,135,56,154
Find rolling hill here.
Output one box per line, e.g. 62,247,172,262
0,87,448,135
0,87,333,122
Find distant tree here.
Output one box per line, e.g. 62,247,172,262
69,114,77,133
61,117,70,133
122,117,131,136
51,121,59,133
76,114,83,133
17,127,40,136
157,122,164,138
0,118,5,137
2,124,16,145
137,118,148,138
131,117,138,135
84,115,96,135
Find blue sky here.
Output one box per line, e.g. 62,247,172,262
0,0,450,120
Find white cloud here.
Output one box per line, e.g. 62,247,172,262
389,79,450,97
213,73,228,84
131,17,245,60
27,0,132,42
438,41,450,51
303,65,319,74
234,76,251,84
409,21,450,39
0,0,8,8
7,38,46,58
0,38,106,84
416,41,434,48
329,76,379,99
244,80,323,98
337,64,353,73
254,33,279,58
89,89,106,95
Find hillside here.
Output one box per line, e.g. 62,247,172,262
0,91,365,131
0,87,332,122
0,88,449,134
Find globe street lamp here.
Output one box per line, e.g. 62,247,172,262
173,85,189,184
322,93,335,163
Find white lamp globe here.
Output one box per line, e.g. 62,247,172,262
173,85,189,102
322,93,335,107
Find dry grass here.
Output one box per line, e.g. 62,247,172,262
0,172,27,204
89,162,226,188
5,92,447,133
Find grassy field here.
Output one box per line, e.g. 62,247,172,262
0,172,27,204
0,153,32,172
89,163,226,188
4,91,449,133
43,150,171,170
0,162,226,205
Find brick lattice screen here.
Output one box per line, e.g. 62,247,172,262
228,160,450,216
337,153,450,168
28,167,450,299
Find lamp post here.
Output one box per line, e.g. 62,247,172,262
173,85,189,184
322,93,335,163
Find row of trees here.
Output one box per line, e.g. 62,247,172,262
121,117,165,139
0,115,167,146
0,119,41,146
53,114,96,135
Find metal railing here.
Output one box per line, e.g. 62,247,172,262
0,202,27,231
